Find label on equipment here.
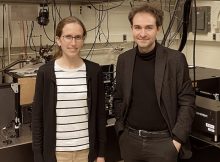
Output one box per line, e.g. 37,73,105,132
206,123,215,129
208,128,215,133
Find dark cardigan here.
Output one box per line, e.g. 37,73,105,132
32,59,106,162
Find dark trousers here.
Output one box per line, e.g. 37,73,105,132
119,128,179,162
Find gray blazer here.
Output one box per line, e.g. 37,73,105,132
113,43,195,159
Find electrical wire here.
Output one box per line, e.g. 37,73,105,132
69,0,72,16
21,20,27,58
85,5,106,59
100,4,105,42
8,11,13,57
27,3,56,56
167,19,183,47
86,0,125,33
192,0,197,89
49,4,57,51
85,8,102,59
85,0,127,59
42,25,56,52
159,0,165,36
178,0,192,52
25,21,29,50
86,5,107,33
43,25,55,42
25,21,38,57
52,0,62,20
104,9,110,46
161,0,181,46
0,4,6,83
87,0,126,12
29,21,37,52
168,0,172,21
2,4,6,70
51,2,57,42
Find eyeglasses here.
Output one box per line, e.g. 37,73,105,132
62,35,84,42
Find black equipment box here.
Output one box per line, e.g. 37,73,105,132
101,64,114,118
0,83,19,129
196,77,220,100
193,96,220,142
189,67,220,100
189,67,220,81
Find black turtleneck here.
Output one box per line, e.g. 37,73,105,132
126,44,168,131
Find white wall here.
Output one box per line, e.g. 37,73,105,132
183,1,220,69
0,1,220,69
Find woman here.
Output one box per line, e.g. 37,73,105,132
32,16,106,162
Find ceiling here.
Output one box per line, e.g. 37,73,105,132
0,0,123,5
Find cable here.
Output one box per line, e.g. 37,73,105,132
1,4,6,83
8,9,13,58
86,5,107,33
29,9,55,56
161,0,181,46
29,21,37,52
69,0,72,16
104,9,110,46
0,59,31,72
52,0,62,20
178,0,192,52
40,1,56,52
21,21,27,58
167,20,183,47
2,4,5,68
51,2,57,43
192,0,197,89
50,6,57,52
85,1,125,59
168,0,172,21
43,25,55,42
85,7,105,59
87,0,126,12
25,21,29,49
159,0,165,36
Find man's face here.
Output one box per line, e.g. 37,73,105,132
131,12,160,53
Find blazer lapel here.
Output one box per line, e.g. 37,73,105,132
126,48,136,104
155,45,167,107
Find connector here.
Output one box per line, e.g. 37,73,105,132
123,34,127,42
213,33,216,40
114,47,124,51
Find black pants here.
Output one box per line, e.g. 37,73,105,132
119,128,179,162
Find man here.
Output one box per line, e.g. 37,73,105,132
113,4,195,162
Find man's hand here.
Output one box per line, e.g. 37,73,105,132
172,140,181,152
96,157,105,162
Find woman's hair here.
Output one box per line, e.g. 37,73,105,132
54,16,87,59
128,4,164,28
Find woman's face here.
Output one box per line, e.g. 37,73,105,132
56,22,84,59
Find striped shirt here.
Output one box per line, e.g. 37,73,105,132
55,61,89,151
